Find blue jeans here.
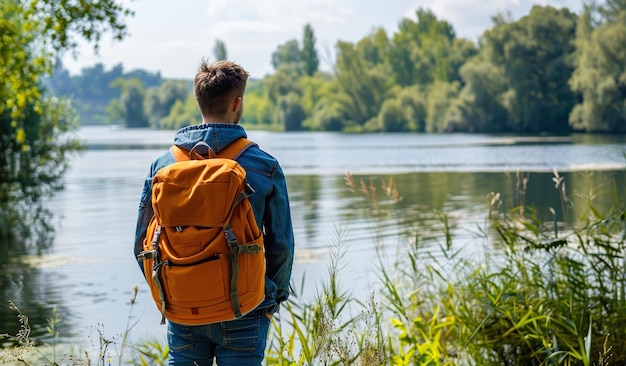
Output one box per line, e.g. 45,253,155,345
167,309,272,366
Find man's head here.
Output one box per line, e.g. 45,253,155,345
194,59,249,124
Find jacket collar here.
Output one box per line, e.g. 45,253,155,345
173,123,247,153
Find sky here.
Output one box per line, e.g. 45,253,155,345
62,0,584,80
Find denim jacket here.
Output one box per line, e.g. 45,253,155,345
133,123,295,314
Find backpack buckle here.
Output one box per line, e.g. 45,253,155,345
137,249,157,261
224,227,239,248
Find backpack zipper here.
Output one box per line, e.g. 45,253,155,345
164,254,220,267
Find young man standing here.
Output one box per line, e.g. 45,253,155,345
133,60,295,365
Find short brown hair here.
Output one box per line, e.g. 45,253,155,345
193,59,249,118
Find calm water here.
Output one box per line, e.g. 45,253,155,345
2,126,626,347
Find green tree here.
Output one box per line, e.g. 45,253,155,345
262,65,305,130
359,7,477,133
48,62,162,125
271,39,301,72
598,0,626,20
161,95,202,130
108,78,148,128
457,56,509,132
310,98,346,131
398,85,427,132
144,80,190,128
389,8,458,86
356,28,391,68
482,6,577,132
301,23,319,77
447,38,479,85
242,79,275,127
425,81,461,132
569,5,626,132
334,41,389,129
299,73,336,129
278,92,306,131
377,98,410,132
264,65,302,105
0,0,131,242
213,39,228,61
77,63,124,100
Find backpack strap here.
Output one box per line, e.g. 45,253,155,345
216,138,257,160
170,138,256,162
222,175,261,318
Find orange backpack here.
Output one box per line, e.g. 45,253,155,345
138,138,265,325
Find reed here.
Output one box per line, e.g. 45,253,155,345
2,170,624,365
265,229,384,365
269,170,624,365
0,286,168,365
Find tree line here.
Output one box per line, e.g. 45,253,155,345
48,63,163,125
51,2,626,134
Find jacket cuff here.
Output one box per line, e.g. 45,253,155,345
265,303,281,315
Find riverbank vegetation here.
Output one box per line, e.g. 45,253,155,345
50,2,626,134
2,169,624,365
0,0,133,246
262,170,624,365
0,0,136,345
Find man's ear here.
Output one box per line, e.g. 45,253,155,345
232,96,242,112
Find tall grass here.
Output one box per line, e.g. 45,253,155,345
266,229,389,365
0,286,168,365
268,170,624,365
2,170,624,365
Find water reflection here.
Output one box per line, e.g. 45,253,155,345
296,170,626,262
1,127,625,346
0,195,68,343
0,252,74,344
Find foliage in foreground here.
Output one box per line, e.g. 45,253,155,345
1,170,624,365
0,287,168,366
0,0,132,245
267,170,624,365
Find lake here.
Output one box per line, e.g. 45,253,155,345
1,126,626,349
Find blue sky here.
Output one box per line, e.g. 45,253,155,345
62,0,584,79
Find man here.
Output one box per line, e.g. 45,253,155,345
133,60,295,365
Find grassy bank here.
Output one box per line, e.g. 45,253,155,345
266,170,624,365
2,170,624,365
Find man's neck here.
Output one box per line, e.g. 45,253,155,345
202,118,235,124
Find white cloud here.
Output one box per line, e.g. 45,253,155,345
421,0,584,40
61,0,585,79
199,0,366,77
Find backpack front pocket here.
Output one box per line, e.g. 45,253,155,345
162,254,228,304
